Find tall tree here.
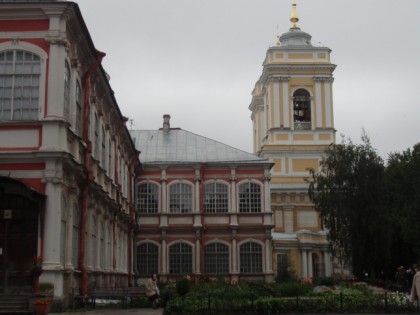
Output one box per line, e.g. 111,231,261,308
386,143,420,265
308,134,391,278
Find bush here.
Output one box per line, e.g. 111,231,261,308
176,278,191,297
274,281,312,297
313,277,337,286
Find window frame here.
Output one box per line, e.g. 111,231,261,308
136,242,159,275
137,181,160,214
238,181,262,213
204,181,229,213
169,182,193,214
239,241,263,274
204,242,230,274
0,43,47,120
292,88,312,130
169,242,193,275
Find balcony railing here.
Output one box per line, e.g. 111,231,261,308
294,121,312,130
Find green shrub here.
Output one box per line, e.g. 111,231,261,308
274,281,312,297
176,278,191,297
313,277,336,286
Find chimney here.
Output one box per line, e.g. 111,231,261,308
162,114,171,131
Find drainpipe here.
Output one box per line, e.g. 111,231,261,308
79,50,106,297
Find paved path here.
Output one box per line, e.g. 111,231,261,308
50,308,163,315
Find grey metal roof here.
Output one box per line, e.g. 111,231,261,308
130,129,268,164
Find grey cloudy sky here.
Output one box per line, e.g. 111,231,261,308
76,0,420,161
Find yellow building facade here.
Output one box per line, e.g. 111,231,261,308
249,2,336,280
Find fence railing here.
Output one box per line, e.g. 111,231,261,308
165,291,420,314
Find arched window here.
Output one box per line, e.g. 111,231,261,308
137,182,159,214
0,50,40,120
204,242,229,274
293,88,311,130
240,241,263,273
169,242,192,274
137,242,159,275
204,182,229,213
72,204,80,268
238,182,261,213
63,61,70,120
169,183,192,213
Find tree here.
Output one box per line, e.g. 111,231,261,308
386,143,420,265
308,133,391,279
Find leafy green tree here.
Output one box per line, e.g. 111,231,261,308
386,143,420,265
308,134,391,279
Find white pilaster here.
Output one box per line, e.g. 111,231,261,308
308,251,313,278
301,250,308,278
263,169,271,213
273,80,280,128
281,79,290,128
230,168,237,213
161,169,167,213
194,169,201,214
195,237,201,274
315,79,323,129
265,237,273,273
161,236,167,275
324,79,333,128
232,232,237,273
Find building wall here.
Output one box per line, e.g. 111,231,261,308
0,2,140,310
135,164,274,283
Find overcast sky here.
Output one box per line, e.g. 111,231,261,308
76,0,420,161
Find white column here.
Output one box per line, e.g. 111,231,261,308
265,236,273,273
230,168,237,213
45,24,66,119
260,106,266,142
161,169,167,213
232,231,238,274
314,78,323,129
301,250,308,278
273,80,280,128
308,251,313,278
43,180,62,268
194,169,201,214
195,236,201,274
263,169,271,213
281,78,290,129
161,234,167,275
324,78,333,128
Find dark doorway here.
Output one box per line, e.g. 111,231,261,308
0,177,43,294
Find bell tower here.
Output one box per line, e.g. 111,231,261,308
249,1,336,279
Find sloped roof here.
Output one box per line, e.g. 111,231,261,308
130,129,268,165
